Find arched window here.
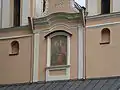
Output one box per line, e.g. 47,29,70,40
100,28,110,44
45,31,71,66
101,0,110,14
10,41,19,55
45,31,71,81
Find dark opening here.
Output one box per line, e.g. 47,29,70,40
14,0,20,26
100,28,110,45
43,0,46,12
10,41,19,55
101,0,110,14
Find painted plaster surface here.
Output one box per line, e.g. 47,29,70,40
86,16,120,78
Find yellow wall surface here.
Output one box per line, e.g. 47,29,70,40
35,20,79,81
86,16,120,78
0,28,33,84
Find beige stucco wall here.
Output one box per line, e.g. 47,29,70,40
86,16,120,78
0,28,33,84
47,0,76,15
34,20,79,81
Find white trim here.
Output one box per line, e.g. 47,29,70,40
87,12,120,20
46,75,70,81
87,21,120,28
47,36,51,67
67,35,70,79
33,33,40,82
22,0,30,25
78,26,84,79
0,34,32,40
46,36,50,81
46,32,70,81
67,36,70,65
2,0,10,28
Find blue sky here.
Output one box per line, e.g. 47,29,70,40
75,0,85,6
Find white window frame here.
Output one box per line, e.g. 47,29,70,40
46,31,71,81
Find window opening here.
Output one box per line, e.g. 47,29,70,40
14,0,20,26
10,41,19,55
101,0,110,14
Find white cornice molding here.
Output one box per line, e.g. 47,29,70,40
87,21,120,28
33,23,78,34
87,12,120,20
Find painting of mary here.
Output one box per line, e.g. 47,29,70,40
51,35,67,66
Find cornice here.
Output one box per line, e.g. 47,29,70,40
86,12,120,20
33,12,82,26
0,25,31,32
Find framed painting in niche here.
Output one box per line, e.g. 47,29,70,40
51,35,67,66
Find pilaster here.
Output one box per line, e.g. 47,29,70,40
33,33,40,82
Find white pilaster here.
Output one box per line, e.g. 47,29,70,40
78,25,84,79
113,0,120,12
33,33,40,82
2,0,10,28
87,0,98,16
35,0,42,17
22,0,30,25
67,35,70,79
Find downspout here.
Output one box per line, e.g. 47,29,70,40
74,1,86,79
84,12,86,80
82,7,87,79
28,17,34,82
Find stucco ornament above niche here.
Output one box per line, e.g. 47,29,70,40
55,0,65,8
47,0,77,15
